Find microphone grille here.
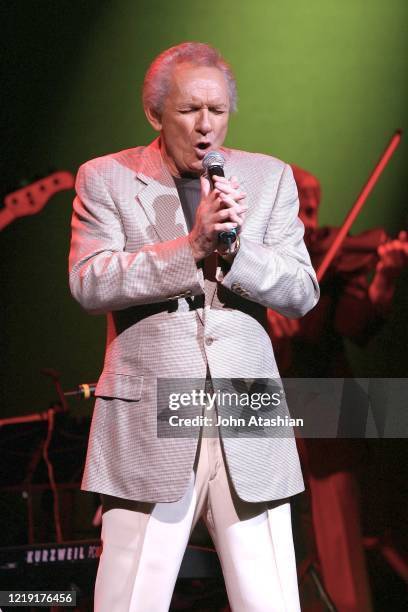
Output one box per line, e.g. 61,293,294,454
202,150,225,171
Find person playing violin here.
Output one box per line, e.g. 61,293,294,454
267,165,408,612
269,165,408,375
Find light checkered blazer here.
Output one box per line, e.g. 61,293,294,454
69,138,319,503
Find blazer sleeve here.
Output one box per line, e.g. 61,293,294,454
68,161,204,314
220,163,320,318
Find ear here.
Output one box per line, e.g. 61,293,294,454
144,105,162,131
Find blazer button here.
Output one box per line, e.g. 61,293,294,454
205,337,214,346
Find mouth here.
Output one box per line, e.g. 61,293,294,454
193,142,212,159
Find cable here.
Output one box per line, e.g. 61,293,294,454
42,408,63,543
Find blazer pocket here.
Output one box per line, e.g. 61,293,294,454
95,372,143,401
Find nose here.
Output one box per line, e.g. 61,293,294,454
196,109,211,135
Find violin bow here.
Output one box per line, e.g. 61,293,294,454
316,129,403,283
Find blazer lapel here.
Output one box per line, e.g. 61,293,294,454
134,139,204,323
135,138,189,242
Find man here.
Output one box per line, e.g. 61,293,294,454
268,165,408,612
69,42,319,611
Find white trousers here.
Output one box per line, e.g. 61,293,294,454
94,430,301,612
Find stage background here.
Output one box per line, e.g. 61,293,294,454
1,0,407,417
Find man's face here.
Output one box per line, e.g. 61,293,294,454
146,63,230,176
297,175,320,231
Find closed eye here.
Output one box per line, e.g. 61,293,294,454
177,107,227,114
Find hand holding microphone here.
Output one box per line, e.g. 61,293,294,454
203,151,238,246
188,151,247,261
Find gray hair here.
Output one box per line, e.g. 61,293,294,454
143,42,238,114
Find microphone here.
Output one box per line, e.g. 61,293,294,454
63,383,97,399
202,151,237,246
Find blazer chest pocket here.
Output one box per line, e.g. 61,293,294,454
95,372,143,401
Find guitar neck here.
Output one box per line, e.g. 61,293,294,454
1,170,75,231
